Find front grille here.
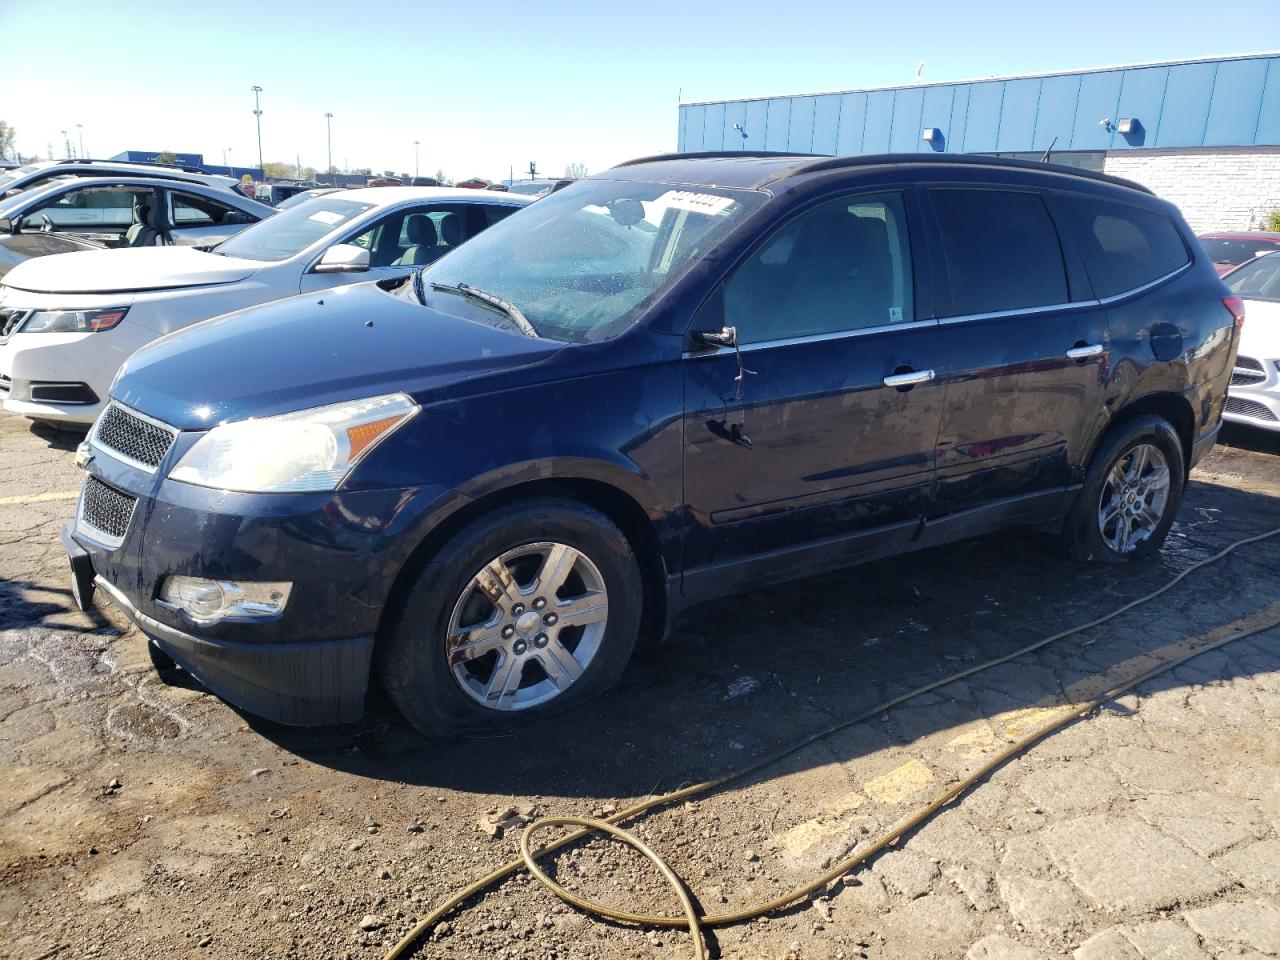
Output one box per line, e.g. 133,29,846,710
94,403,176,469
0,309,26,342
1230,356,1267,387
81,476,137,542
1225,396,1279,422
1236,356,1264,372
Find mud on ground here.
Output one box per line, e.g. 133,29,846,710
2,415,1279,960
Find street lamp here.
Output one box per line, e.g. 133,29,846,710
324,112,334,179
414,140,420,178
251,85,264,173
60,129,70,159
76,124,85,159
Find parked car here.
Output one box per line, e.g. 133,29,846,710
1197,232,1280,276
0,187,528,422
0,176,271,280
0,158,241,201
368,177,404,187
60,153,1237,734
1221,251,1280,430
455,177,492,189
274,187,342,211
255,181,324,206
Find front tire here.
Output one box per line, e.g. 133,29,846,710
379,498,642,737
1064,415,1185,563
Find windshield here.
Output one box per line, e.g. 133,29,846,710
0,164,41,190
416,178,766,343
1226,252,1280,303
1199,237,1280,267
214,197,374,261
275,190,328,211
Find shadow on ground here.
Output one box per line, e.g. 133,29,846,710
166,478,1280,807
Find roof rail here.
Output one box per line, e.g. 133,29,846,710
790,152,1154,195
613,150,828,168
63,158,211,175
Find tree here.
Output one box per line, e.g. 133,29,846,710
564,162,588,179
1266,209,1280,232
0,120,15,161
154,150,179,165
434,169,451,186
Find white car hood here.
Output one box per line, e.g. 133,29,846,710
0,246,263,294
1239,299,1280,360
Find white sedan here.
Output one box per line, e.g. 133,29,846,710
1223,251,1280,432
0,187,530,423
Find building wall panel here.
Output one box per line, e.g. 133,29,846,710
863,90,896,152
1032,74,1081,151
1156,62,1217,147
920,85,955,151
1113,65,1169,147
789,96,816,154
962,82,1004,152
812,94,842,155
889,86,925,153
1204,57,1270,146
997,78,1040,152
835,92,868,154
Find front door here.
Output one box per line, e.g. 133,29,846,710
681,190,945,593
924,187,1110,515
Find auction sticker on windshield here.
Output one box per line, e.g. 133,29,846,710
656,191,737,216
308,210,346,225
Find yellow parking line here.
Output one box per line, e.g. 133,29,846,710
0,490,79,506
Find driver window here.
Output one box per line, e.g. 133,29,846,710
725,192,914,345
23,186,142,231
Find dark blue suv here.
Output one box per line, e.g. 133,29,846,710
64,153,1241,735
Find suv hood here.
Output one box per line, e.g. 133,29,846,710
1,246,261,294
113,281,564,428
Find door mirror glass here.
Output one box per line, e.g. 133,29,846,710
314,243,371,273
0,216,13,233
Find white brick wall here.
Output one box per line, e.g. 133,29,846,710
1102,147,1280,234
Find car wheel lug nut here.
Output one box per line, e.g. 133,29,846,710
544,613,557,626
533,597,546,610
512,639,527,654
511,603,525,616
534,633,549,648
502,625,515,639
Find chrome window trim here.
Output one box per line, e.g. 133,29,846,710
0,309,30,344
682,318,938,358
936,261,1193,326
89,400,179,475
75,477,134,550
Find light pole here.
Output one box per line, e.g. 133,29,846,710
76,124,85,159
60,129,70,159
324,112,334,179
251,85,264,173
414,140,420,178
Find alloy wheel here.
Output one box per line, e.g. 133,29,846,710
1097,443,1171,554
446,542,609,710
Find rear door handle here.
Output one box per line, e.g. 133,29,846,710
883,369,935,388
1066,343,1104,360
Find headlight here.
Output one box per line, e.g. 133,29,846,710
169,393,419,493
22,307,129,333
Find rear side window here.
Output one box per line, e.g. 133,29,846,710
1058,196,1189,298
930,189,1068,315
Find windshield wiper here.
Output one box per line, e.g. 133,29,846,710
430,281,539,338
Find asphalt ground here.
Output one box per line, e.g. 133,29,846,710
2,412,1279,960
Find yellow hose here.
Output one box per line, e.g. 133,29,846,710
384,525,1280,960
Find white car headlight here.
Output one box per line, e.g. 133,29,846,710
169,393,419,493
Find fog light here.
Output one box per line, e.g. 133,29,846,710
159,576,292,624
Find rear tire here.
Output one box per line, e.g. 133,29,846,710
379,498,642,737
1064,415,1185,563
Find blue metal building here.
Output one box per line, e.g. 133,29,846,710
677,53,1280,231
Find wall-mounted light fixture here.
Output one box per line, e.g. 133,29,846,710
921,127,941,144
1097,117,1114,133
1116,117,1139,135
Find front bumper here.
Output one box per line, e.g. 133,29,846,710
1222,378,1280,433
64,432,457,726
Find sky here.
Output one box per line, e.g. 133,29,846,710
2,0,1277,182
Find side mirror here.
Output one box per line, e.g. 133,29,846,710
313,243,370,274
693,325,738,348
0,217,13,234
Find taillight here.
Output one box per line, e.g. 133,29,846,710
1222,295,1245,327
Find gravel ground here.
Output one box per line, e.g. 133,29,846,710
2,413,1279,960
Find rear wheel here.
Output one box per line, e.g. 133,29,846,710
1065,415,1185,563
379,498,642,737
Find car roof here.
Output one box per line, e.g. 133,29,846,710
1198,232,1280,240
325,186,533,206
603,151,1154,196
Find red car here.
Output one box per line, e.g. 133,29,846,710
1197,232,1280,276
367,177,404,187
454,177,492,189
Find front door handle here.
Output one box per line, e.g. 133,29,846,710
1066,343,1104,360
883,369,935,389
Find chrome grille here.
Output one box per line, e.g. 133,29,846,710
1225,396,1279,422
94,403,176,469
1236,356,1264,372
1230,355,1267,387
81,476,137,542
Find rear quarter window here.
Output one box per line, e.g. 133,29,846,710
1058,196,1189,298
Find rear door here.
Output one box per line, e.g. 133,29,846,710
167,189,261,245
681,189,945,583
924,187,1110,514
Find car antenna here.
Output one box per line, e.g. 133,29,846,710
1040,136,1058,163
